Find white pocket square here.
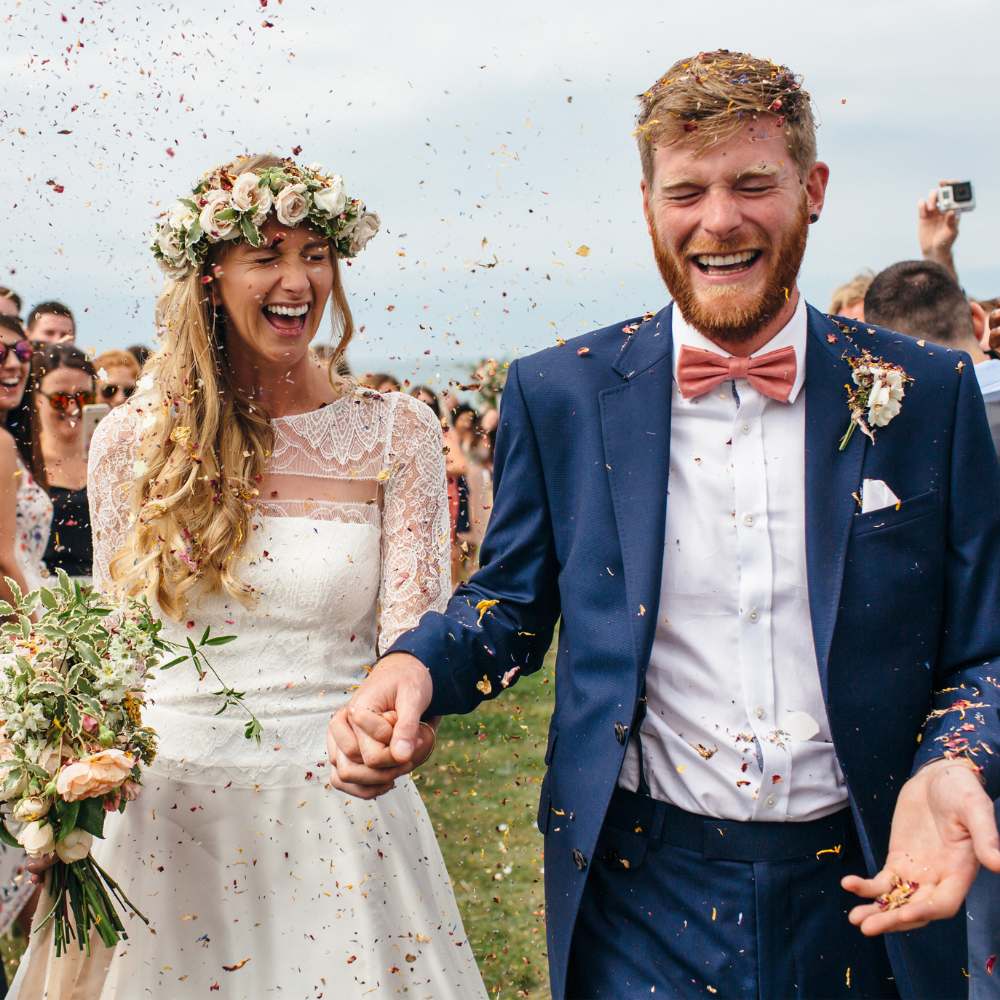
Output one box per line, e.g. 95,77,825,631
861,478,901,514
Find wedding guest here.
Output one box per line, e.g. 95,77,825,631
918,184,961,282
26,345,95,581
336,49,1000,1000
411,384,442,417
828,270,872,321
126,343,151,369
26,301,75,344
0,315,52,970
0,287,21,319
93,349,139,409
864,260,1000,454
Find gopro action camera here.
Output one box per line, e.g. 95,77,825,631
938,181,976,213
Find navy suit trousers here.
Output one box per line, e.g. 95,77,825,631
566,799,903,999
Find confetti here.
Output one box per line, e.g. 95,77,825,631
475,598,499,624
575,245,590,257
222,958,251,972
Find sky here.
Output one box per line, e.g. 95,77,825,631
3,0,998,388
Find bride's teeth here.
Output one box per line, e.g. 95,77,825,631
265,304,310,317
697,251,756,266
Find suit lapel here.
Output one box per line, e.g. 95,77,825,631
600,306,673,675
804,306,868,694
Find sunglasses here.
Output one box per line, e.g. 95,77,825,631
0,339,34,365
39,389,95,412
100,383,136,400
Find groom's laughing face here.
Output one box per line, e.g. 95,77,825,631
642,119,828,343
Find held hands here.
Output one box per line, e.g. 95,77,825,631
326,653,437,799
842,759,1000,935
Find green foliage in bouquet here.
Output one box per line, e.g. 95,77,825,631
0,571,259,955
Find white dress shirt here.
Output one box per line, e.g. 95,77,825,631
619,296,848,821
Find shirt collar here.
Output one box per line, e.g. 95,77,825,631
975,357,1000,400
671,293,809,403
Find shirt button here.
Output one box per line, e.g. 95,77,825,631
755,706,766,720
742,514,754,527
572,848,588,871
749,609,759,622
741,423,751,435
765,795,776,808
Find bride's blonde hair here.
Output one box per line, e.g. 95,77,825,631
113,153,354,619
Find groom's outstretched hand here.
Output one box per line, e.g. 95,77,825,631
842,758,1000,935
327,653,436,799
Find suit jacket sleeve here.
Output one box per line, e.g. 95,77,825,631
910,360,1000,796
385,359,561,716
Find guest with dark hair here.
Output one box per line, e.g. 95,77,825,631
0,287,21,319
411,385,442,419
864,260,1000,454
126,343,151,369
22,344,96,580
26,301,75,344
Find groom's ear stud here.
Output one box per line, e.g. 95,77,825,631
809,212,820,223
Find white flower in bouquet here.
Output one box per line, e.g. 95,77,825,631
55,829,93,864
17,820,55,858
13,795,51,823
345,210,380,255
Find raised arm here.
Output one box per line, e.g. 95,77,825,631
87,405,139,595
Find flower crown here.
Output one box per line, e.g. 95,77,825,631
151,157,380,280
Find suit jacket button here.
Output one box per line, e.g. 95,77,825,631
572,848,588,871
614,721,628,745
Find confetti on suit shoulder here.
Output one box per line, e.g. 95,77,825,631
577,347,590,357
986,954,996,975
956,360,965,373
223,957,251,972
476,675,492,695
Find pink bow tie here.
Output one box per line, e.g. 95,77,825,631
676,344,797,403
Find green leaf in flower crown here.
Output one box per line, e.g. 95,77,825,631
216,208,238,222
239,214,262,247
185,217,203,248
76,797,107,839
180,197,200,212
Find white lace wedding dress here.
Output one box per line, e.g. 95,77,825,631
10,388,486,999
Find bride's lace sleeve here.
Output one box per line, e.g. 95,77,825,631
377,394,451,652
87,404,141,594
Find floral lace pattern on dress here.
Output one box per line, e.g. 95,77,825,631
14,455,53,591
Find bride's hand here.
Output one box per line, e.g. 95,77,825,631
26,852,56,885
326,709,439,800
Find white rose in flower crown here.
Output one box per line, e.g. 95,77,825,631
55,828,93,864
167,200,197,231
13,795,50,823
313,176,347,217
274,183,310,226
231,172,274,225
346,211,380,255
17,820,54,858
199,189,238,243
156,220,186,264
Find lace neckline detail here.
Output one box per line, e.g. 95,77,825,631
270,386,377,424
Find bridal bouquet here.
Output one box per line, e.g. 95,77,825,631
0,572,260,956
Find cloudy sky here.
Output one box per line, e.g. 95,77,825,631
4,0,998,386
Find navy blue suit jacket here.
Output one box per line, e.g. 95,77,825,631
389,304,1000,1000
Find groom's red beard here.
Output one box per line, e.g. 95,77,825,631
651,198,810,343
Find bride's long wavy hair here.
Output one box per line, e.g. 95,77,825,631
112,153,355,619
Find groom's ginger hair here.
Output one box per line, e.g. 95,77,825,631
635,50,817,180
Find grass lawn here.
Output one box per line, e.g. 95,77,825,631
417,648,555,1000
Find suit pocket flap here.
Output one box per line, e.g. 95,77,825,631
852,488,939,536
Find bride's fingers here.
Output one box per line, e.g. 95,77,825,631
326,772,396,800
334,748,413,785
327,708,363,764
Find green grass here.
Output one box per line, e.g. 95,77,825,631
417,651,555,1000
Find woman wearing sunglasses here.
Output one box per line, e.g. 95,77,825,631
93,348,139,408
24,343,97,582
0,315,52,967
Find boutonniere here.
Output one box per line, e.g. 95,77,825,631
838,350,913,451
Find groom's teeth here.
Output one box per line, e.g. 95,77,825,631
696,251,757,267
265,304,309,317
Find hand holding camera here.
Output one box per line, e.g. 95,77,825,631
918,181,974,281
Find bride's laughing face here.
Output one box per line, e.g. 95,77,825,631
212,218,334,368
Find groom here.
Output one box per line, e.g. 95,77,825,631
330,51,1000,998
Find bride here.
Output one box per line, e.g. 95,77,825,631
11,154,487,998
